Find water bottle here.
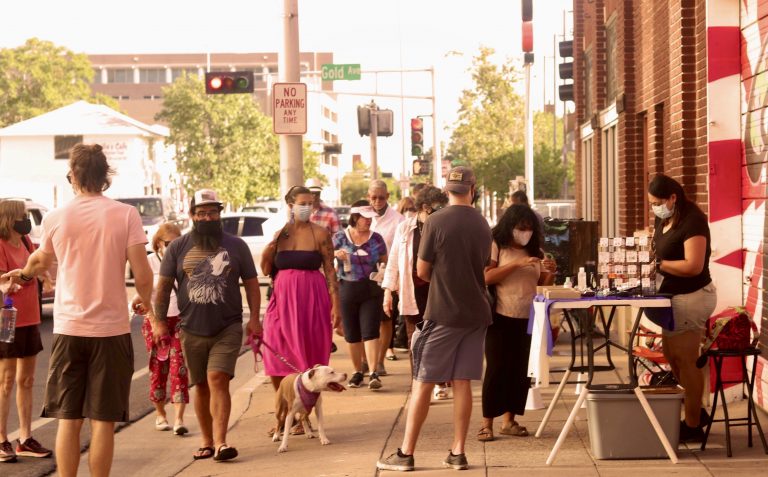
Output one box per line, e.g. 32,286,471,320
0,297,17,343
577,267,587,291
156,335,171,362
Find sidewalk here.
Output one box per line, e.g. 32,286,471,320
75,333,768,476
180,335,768,476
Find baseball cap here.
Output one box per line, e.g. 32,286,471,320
190,189,223,211
444,166,476,194
349,205,378,218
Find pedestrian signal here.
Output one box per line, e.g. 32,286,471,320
413,159,429,176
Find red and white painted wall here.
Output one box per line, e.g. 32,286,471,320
736,0,768,408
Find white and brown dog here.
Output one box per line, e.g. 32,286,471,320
273,365,347,453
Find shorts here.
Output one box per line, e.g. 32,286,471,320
339,279,384,343
0,324,43,359
42,333,134,422
411,320,487,382
180,322,243,386
663,282,717,337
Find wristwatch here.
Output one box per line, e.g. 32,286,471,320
19,272,33,282
655,257,662,270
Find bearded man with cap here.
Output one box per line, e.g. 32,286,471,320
377,166,492,472
154,189,262,462
305,178,340,234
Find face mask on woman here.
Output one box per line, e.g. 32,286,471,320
294,204,313,222
13,218,32,235
652,202,674,220
513,229,533,247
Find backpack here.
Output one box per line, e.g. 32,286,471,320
696,307,758,368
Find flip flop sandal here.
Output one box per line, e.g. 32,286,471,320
477,426,495,442
213,444,238,462
290,423,305,435
499,423,529,437
193,446,214,460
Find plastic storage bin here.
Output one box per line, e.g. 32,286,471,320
586,387,683,459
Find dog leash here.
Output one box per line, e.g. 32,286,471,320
246,334,303,374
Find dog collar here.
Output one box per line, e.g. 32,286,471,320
296,375,320,413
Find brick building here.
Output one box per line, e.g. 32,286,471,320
573,0,768,408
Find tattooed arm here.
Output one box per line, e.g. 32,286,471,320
319,227,341,329
151,275,174,342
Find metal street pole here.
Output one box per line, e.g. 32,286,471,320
279,0,303,198
369,101,379,179
524,61,534,202
431,66,441,187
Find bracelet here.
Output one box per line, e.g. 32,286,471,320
19,272,33,282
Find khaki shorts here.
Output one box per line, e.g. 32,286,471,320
180,322,243,386
663,282,717,337
42,333,134,422
411,320,487,382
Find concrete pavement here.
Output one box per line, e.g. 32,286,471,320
69,332,768,477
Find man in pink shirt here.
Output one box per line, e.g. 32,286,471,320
3,144,155,477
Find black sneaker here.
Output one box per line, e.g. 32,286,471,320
443,450,469,470
15,437,52,458
679,421,705,443
376,449,414,471
0,440,17,463
369,372,382,390
348,372,364,388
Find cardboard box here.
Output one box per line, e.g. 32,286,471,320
537,286,581,299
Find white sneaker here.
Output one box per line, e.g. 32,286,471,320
432,385,450,401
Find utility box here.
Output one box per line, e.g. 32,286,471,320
586,387,683,459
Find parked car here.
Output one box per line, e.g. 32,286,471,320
334,206,350,228
221,212,282,284
115,196,188,251
241,200,283,216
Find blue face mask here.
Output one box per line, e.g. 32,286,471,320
652,202,674,220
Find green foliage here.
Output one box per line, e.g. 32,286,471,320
157,74,320,208
446,47,571,200
0,38,118,127
340,161,401,205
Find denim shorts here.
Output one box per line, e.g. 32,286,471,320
663,282,717,336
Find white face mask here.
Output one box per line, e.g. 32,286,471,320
652,202,674,220
294,204,313,222
513,229,533,247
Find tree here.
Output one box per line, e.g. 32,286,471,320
446,47,570,200
0,38,118,127
340,161,401,205
157,74,321,208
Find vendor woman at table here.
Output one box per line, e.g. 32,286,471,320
478,204,556,441
649,174,717,443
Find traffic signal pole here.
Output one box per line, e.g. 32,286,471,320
370,102,379,179
431,67,441,187
524,61,534,202
279,0,304,198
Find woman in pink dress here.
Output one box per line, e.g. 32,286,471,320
260,186,341,391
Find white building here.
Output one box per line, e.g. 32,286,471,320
0,101,179,209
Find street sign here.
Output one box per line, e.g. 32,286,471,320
321,63,361,81
272,83,307,135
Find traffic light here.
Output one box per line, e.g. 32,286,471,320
205,71,254,94
558,40,574,102
522,0,532,22
413,159,429,176
411,118,424,156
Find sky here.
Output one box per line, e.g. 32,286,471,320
1,0,574,177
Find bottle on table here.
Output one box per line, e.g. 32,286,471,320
0,296,17,344
577,267,587,291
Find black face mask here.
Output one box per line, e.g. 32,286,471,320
471,188,480,205
13,218,32,236
193,220,222,236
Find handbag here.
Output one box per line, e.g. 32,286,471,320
486,245,501,310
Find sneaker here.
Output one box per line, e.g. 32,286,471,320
369,372,383,390
433,385,450,401
361,361,370,376
348,371,364,388
679,421,705,443
443,451,469,470
0,440,16,463
15,437,52,458
375,362,388,376
376,449,414,472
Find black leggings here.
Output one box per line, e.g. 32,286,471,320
340,279,384,343
481,313,532,418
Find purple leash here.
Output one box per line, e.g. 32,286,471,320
246,334,303,374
